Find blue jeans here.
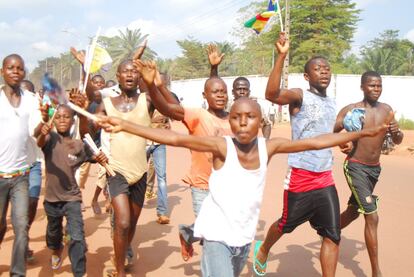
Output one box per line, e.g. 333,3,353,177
179,187,209,245
0,175,29,277
44,201,86,277
146,144,168,216
201,240,251,277
29,161,42,199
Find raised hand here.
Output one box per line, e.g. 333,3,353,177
207,44,225,66
275,32,289,55
134,60,157,85
40,123,52,136
70,47,86,65
39,102,50,123
132,39,148,61
69,88,89,109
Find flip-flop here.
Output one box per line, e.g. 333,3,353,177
106,268,118,277
51,254,63,270
253,240,267,276
179,232,193,261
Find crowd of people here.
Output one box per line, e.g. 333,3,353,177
0,31,404,277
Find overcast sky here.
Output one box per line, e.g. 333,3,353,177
1,0,413,71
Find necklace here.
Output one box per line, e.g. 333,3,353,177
119,94,136,112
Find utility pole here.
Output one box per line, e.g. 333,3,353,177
279,0,290,122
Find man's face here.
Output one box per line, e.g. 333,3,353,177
232,80,250,100
362,76,382,103
229,99,261,144
91,76,105,91
1,56,25,88
305,58,331,91
116,62,139,91
203,79,228,110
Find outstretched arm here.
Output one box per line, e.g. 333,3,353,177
207,44,225,78
267,124,388,157
265,32,302,106
98,115,225,156
135,60,185,121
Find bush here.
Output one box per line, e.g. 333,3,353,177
399,115,414,130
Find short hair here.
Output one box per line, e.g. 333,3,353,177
204,76,225,91
105,80,117,87
233,76,250,87
361,71,381,85
57,104,75,117
91,74,105,82
304,55,328,74
21,79,35,92
2,54,24,68
117,59,134,72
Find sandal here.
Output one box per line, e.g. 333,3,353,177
106,268,118,277
51,254,62,270
253,240,267,276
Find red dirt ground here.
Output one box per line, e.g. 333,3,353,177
1,122,413,276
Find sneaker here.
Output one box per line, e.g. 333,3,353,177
157,215,170,224
51,254,62,270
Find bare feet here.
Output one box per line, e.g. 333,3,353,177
179,233,193,261
91,200,102,215
157,215,170,224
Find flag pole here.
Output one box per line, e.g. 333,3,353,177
82,26,101,94
275,0,284,32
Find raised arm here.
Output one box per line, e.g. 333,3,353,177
207,44,224,78
267,124,388,157
134,60,185,121
265,32,302,106
98,115,225,156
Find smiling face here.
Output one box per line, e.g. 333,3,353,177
116,60,139,92
1,55,25,89
362,76,382,104
229,97,262,144
54,105,74,134
203,78,228,111
304,58,331,93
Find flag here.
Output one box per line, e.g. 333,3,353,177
88,45,112,74
244,0,279,34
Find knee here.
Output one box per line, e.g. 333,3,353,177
115,220,130,235
365,213,379,226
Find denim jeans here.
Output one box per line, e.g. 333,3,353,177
201,240,251,277
29,161,42,199
44,201,86,277
179,187,209,245
146,144,168,216
0,175,29,277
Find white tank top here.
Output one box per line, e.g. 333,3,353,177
194,136,268,247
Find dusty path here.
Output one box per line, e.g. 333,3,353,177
1,123,413,276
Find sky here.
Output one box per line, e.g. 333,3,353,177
0,0,413,71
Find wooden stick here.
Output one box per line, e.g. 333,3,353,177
47,108,58,127
67,102,99,122
83,134,116,177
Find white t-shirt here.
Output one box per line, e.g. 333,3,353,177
194,136,268,247
0,87,41,172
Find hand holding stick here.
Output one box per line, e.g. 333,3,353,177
67,102,99,122
83,133,116,176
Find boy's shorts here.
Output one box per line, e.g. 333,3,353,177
343,159,381,214
278,185,341,244
107,172,147,208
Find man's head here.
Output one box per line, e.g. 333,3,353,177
116,59,139,92
105,80,117,88
90,75,105,91
361,71,382,104
1,54,25,88
232,77,250,100
229,97,262,144
54,104,75,135
203,77,228,111
20,79,35,92
304,56,331,92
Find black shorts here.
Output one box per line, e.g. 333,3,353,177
343,160,381,214
277,185,341,244
107,172,147,208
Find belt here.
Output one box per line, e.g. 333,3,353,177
0,168,30,179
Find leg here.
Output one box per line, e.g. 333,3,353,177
153,145,168,218
77,162,91,189
9,175,29,277
145,149,156,199
340,205,359,229
44,201,64,266
232,243,251,277
27,161,42,260
65,201,87,277
201,240,234,277
91,186,103,215
0,185,10,245
111,193,131,277
320,237,339,277
364,212,382,277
